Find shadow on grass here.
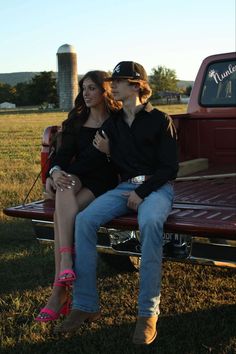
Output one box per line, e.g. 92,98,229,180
1,304,236,354
1,219,236,353
0,219,125,295
0,219,55,294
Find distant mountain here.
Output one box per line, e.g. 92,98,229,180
177,80,194,89
0,72,194,88
0,72,84,86
0,72,40,86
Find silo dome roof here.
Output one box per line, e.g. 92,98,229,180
57,44,76,54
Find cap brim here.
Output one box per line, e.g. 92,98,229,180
105,76,142,81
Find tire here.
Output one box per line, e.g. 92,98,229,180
99,253,140,272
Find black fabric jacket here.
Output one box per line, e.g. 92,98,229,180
47,122,118,195
72,103,179,199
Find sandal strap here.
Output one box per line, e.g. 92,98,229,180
53,281,67,287
40,307,57,317
59,247,75,254
58,269,76,281
57,269,76,285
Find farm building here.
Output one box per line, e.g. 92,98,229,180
0,102,16,109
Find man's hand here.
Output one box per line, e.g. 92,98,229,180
123,190,143,211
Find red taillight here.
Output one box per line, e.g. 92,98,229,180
41,126,60,185
41,148,50,185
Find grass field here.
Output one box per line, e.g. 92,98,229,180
0,107,236,354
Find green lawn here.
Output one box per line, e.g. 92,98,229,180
0,108,235,354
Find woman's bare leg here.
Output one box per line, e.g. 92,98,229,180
55,176,95,279
36,212,67,320
53,211,61,280
37,186,95,319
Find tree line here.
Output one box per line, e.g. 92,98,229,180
0,71,58,107
0,67,192,107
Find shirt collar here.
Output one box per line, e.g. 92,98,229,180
117,101,153,120
135,101,153,117
142,101,153,113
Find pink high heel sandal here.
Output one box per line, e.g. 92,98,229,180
58,247,76,285
35,282,71,322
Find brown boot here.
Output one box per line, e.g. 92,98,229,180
132,316,158,345
54,309,101,333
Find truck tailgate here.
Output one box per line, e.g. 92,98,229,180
4,177,236,239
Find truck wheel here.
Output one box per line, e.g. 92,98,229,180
99,254,140,272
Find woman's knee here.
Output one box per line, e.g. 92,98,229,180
56,187,77,198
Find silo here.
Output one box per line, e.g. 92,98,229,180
57,44,78,111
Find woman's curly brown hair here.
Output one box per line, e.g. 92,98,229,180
62,70,121,131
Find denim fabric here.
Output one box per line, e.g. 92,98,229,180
72,181,174,316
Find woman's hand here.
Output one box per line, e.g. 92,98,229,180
52,170,78,191
93,130,110,155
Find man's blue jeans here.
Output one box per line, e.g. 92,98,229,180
72,181,174,317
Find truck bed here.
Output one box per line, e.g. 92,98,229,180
4,176,236,240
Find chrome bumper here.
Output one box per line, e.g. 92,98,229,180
32,219,236,268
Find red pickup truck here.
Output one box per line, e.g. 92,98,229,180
4,52,236,270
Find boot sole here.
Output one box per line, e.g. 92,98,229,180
133,330,157,345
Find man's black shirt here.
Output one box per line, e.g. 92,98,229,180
102,102,179,199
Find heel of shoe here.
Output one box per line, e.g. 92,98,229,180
61,298,71,315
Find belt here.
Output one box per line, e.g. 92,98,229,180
127,175,152,184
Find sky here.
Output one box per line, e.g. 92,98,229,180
1,0,235,81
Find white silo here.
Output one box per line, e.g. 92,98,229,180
57,44,78,111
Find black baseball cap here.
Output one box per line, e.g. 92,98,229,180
105,61,148,81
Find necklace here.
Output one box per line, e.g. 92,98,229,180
90,117,105,127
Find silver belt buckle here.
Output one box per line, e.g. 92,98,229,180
131,175,145,184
